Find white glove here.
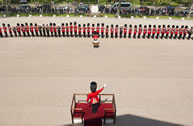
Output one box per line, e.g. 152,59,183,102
103,84,106,88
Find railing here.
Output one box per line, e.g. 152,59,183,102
70,93,116,124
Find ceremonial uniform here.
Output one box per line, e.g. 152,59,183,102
17,23,21,37
133,25,137,39
161,25,166,39
174,26,179,39
13,26,17,37
123,24,127,38
183,25,188,39
78,24,82,37
156,25,161,39
50,23,54,37
70,22,73,37
96,23,100,37
187,27,193,40
128,25,132,38
58,26,61,37
42,24,46,37
110,24,114,38
115,25,118,38
87,23,90,38
66,23,69,37
7,24,13,37
30,23,34,37
142,25,147,39
74,22,78,37
101,23,105,38
3,23,8,37
170,25,175,39
91,24,95,36
61,23,65,37
0,25,3,37
147,25,151,39
152,25,156,39
165,25,170,39
21,24,26,37
138,24,142,39
106,25,109,38
25,23,30,37
83,24,86,37
119,26,123,38
178,25,184,39
34,24,39,37
53,23,57,37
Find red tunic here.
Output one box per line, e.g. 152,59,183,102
66,26,69,32
54,26,57,32
22,26,25,32
35,26,38,32
134,28,137,34
124,27,127,33
129,28,132,34
30,26,34,32
91,27,95,33
87,88,104,104
184,28,188,34
152,28,156,34
93,35,98,40
96,27,100,33
62,26,65,32
179,28,183,34
148,28,151,34
166,28,170,34
170,28,174,34
157,28,160,34
70,25,73,32
138,27,142,34
50,26,53,32
8,27,12,33
17,26,21,32
162,28,165,34
78,27,81,33
106,28,109,33
3,27,7,33
110,28,114,33
74,26,77,32
115,28,118,33
83,27,86,33
0,27,2,33
101,26,104,33
87,26,90,33
175,28,178,34
26,26,29,32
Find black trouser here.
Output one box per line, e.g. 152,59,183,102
22,31,26,37
161,33,164,39
120,32,122,38
62,32,65,37
165,33,169,39
147,33,151,39
142,33,146,38
174,34,178,39
106,33,108,38
128,33,131,38
54,31,57,37
9,32,13,37
47,31,50,37
75,31,77,37
111,33,113,38
4,32,8,37
133,33,136,38
170,34,173,39
58,30,61,37
70,31,73,37
124,33,126,38
51,31,53,37
187,33,191,39
79,32,81,37
138,33,141,38
43,30,46,37
101,32,104,38
83,32,86,37
87,32,90,37
31,31,34,37
27,32,30,37
178,34,182,39
92,103,99,113
182,34,186,39
18,32,21,37
35,31,38,37
0,32,3,37
151,33,155,39
66,32,69,37
115,33,118,38
14,31,17,37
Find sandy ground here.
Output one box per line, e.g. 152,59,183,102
0,18,193,126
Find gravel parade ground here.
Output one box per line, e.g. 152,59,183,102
0,17,193,126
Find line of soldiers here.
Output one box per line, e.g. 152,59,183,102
0,22,193,40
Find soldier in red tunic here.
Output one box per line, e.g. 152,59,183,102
42,24,46,37
106,25,109,38
7,24,12,37
87,81,106,113
50,23,54,37
17,23,21,37
174,25,179,39
152,25,156,39
66,23,69,37
142,25,146,39
83,24,86,37
133,25,137,39
110,24,114,38
38,24,42,37
21,24,26,37
183,25,188,39
91,24,95,37
187,27,193,40
123,24,127,38
128,24,132,38
101,23,105,38
170,25,175,39
74,22,78,37
178,25,184,39
115,25,118,38
25,23,30,37
57,25,61,37
2,23,8,37
119,26,123,38
87,23,90,38
161,25,165,39
46,24,50,37
78,24,82,37
53,23,57,37
34,23,39,37
165,25,170,39
61,23,65,37
0,25,3,37
30,23,34,37
156,25,161,39
96,23,100,37
70,22,73,37
138,24,142,39
147,25,151,39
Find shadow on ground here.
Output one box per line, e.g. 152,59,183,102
61,114,184,126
